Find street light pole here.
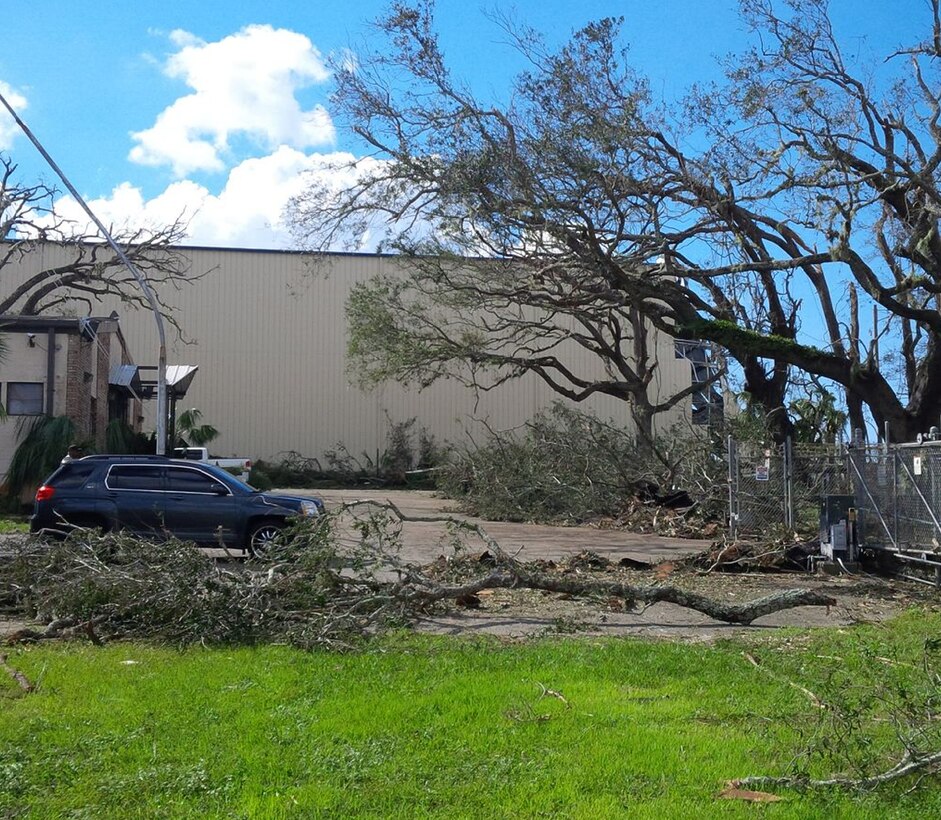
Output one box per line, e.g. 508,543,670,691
0,91,169,454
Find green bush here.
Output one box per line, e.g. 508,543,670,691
248,467,274,491
254,417,449,489
5,415,82,499
105,420,154,454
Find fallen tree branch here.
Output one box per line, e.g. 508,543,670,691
1,506,838,649
538,682,570,708
3,617,77,645
743,652,827,708
732,748,941,791
340,500,836,623
339,498,471,527
0,653,34,693
399,566,836,625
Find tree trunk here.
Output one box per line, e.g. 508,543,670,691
406,567,837,625
742,354,793,442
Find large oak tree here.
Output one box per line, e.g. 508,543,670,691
290,0,941,443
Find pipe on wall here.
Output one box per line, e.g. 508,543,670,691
45,327,55,416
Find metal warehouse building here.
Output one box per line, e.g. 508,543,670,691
1,242,708,471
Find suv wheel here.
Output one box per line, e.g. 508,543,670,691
247,520,284,558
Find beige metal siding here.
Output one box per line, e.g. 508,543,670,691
2,244,696,464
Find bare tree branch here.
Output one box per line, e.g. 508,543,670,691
0,155,199,334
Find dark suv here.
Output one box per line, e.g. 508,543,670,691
30,455,324,555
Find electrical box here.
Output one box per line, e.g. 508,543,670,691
822,523,846,559
820,494,857,561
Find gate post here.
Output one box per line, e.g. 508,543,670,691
893,449,900,546
727,435,738,541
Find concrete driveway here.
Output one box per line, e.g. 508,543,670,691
294,488,710,566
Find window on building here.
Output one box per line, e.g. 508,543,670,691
673,341,725,426
6,382,44,415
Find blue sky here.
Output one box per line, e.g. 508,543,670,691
0,0,927,249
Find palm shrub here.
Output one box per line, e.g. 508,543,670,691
175,408,219,448
5,415,79,498
105,419,154,454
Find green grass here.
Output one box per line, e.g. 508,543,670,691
0,516,28,534
2,615,941,818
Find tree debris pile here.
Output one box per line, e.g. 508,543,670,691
1,504,838,649
683,538,822,573
1,515,420,650
436,404,728,533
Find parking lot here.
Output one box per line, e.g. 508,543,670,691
301,487,711,566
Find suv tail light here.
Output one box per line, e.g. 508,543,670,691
35,485,55,502
246,460,252,469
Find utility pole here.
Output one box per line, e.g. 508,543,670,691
0,91,169,453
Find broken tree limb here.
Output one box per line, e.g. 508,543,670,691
396,568,836,625
732,748,941,791
340,499,837,624
743,652,828,708
2,617,78,645
0,653,34,693
3,506,839,647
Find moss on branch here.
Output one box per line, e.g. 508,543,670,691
680,319,829,364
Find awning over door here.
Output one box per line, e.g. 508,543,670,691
127,364,199,399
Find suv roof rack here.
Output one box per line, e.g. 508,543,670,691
79,454,171,462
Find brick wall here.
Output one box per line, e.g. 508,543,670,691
94,332,111,448
64,329,113,449
65,334,93,438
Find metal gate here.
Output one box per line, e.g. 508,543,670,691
728,437,848,539
847,443,941,552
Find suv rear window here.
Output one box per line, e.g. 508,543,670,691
107,465,164,491
50,462,97,489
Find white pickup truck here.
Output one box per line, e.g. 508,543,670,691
171,447,252,482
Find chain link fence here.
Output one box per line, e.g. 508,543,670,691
728,437,941,553
727,438,849,539
847,443,941,552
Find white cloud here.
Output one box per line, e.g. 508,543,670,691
47,148,386,251
0,82,28,150
47,180,204,240
185,147,347,247
130,25,335,177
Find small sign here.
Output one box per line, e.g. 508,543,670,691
755,464,770,481
914,456,923,476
